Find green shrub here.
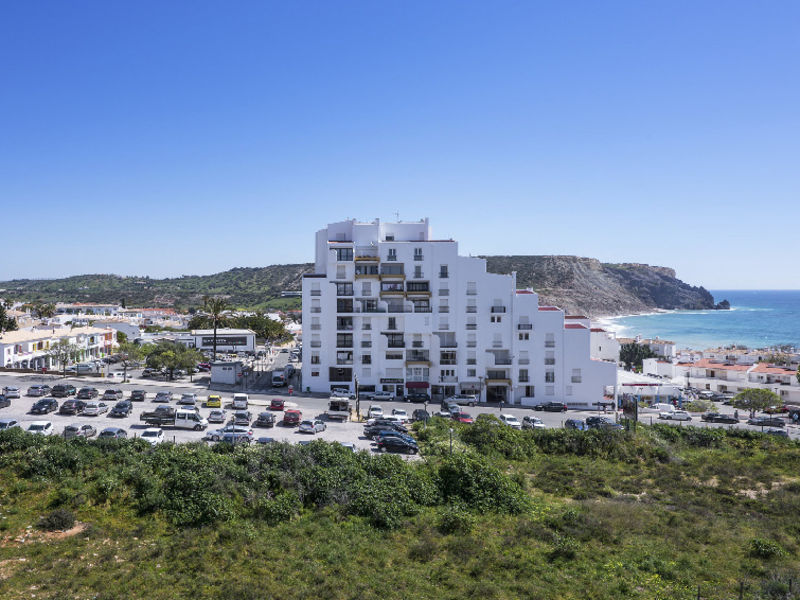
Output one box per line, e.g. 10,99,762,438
548,533,579,561
749,538,786,559
437,454,529,514
437,503,475,534
258,491,301,525
38,509,76,531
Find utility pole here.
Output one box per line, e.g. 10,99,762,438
354,375,360,421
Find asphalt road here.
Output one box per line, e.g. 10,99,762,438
2,367,798,449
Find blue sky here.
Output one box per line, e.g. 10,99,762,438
2,1,798,288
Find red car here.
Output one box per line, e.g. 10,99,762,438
270,398,285,411
764,405,789,414
453,412,474,424
283,409,301,426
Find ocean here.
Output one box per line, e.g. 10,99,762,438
599,290,800,350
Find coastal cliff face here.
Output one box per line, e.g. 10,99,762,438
483,256,715,317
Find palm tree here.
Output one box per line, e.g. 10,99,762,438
202,296,230,360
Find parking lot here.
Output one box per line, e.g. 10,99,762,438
2,369,798,451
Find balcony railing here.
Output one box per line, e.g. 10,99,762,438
336,325,354,331
414,306,432,313
336,360,353,366
491,306,506,313
439,375,458,383
518,323,532,330
440,342,457,348
411,341,424,348
354,247,379,260
387,342,405,349
407,352,430,361
494,358,512,365
440,360,456,366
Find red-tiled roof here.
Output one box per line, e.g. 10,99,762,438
565,315,588,319
565,323,588,330
515,290,535,295
538,306,560,311
751,364,797,376
691,358,751,371
590,328,607,332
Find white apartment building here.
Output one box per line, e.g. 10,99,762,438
0,326,117,370
301,219,616,408
590,327,621,362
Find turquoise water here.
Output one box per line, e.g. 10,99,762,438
601,290,800,350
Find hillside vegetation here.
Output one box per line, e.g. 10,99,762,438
0,422,798,599
0,256,714,316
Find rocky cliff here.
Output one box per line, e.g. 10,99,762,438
483,256,716,317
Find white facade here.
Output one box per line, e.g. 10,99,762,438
210,361,244,385
301,219,616,408
0,326,117,370
590,327,621,362
185,329,256,353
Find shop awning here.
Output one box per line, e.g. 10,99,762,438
405,381,429,389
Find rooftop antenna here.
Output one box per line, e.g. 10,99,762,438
394,211,400,222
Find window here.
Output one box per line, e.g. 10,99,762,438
438,287,449,296
439,299,449,313
414,265,423,278
545,351,555,366
337,298,353,312
310,283,321,296
311,354,320,365
336,265,346,279
386,351,403,360
518,351,529,365
336,351,353,365
571,368,582,383
311,371,319,377
566,385,573,396
466,282,477,295
519,369,529,383
546,386,555,396
439,265,448,278
361,282,372,296
545,371,555,383
336,282,354,296
336,334,353,348
386,333,404,348
440,351,456,365
414,247,423,261
518,332,529,340
387,248,397,261
362,321,371,330
545,333,555,348
406,281,429,292
385,234,395,241
490,315,502,323
467,369,476,377
336,247,353,261
387,317,397,330
362,354,372,365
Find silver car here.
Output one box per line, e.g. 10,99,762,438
298,420,326,434
82,401,109,416
207,410,227,424
3,386,20,399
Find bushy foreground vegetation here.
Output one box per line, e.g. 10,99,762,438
1,419,799,599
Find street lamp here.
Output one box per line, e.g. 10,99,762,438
478,376,484,404
449,427,453,455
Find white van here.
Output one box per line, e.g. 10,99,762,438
271,370,286,387
232,394,249,410
650,403,675,414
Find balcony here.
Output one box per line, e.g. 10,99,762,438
411,341,424,348
494,358,512,365
518,323,533,330
310,290,321,297
354,247,379,261
413,306,432,313
407,351,430,362
440,360,456,366
336,325,354,331
380,266,405,279
440,341,458,348
336,342,353,349
439,375,458,383
491,306,506,313
337,290,354,297
387,342,405,349
355,268,380,279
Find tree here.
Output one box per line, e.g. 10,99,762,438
0,301,18,334
146,341,203,381
198,296,230,359
116,331,128,344
232,312,293,344
619,343,657,370
46,340,82,377
26,301,57,319
732,388,781,417
116,341,145,382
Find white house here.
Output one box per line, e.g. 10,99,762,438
300,218,616,408
590,327,621,362
0,326,117,370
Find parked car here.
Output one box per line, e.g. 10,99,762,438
283,410,302,426
27,421,54,436
298,419,327,434
453,412,474,424
0,395,9,409
406,391,431,403
748,416,785,427
370,390,394,402
499,414,522,429
368,405,384,419
178,393,198,406
270,398,285,411
130,390,147,402
154,391,173,403
51,384,76,398
58,399,87,415
411,409,430,422
221,431,252,445
140,428,165,445
534,402,568,412
764,405,789,415
208,409,227,424
232,394,249,410
102,389,124,401
231,411,252,426
256,437,276,445
2,386,20,399
31,398,59,414
205,425,253,442
110,401,133,418
77,387,99,400
206,394,222,408
141,368,159,378
253,412,276,427
698,390,715,399
701,413,739,424
444,394,479,407
391,408,409,422
659,410,692,421
0,419,20,431
522,416,545,430
63,423,97,439
26,385,51,397
364,420,409,439
99,427,127,439
83,401,109,416
564,418,588,431
586,416,624,430
376,436,419,454
766,428,789,438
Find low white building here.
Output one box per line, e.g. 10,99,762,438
210,361,244,385
590,327,621,362
0,326,117,370
185,329,256,353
